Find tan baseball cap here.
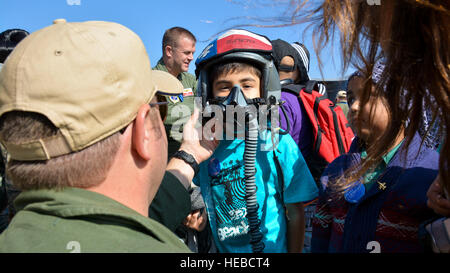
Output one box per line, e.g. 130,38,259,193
0,19,183,161
337,90,347,98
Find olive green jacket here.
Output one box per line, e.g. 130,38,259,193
0,187,190,253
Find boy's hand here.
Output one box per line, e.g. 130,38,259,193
427,175,450,217
183,209,208,232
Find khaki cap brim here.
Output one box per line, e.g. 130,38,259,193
151,70,184,97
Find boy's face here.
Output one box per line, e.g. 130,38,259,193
212,70,261,99
347,77,390,143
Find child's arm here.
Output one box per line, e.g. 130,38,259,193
286,202,305,253
275,133,318,252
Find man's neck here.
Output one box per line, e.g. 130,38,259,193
85,169,152,217
162,57,180,78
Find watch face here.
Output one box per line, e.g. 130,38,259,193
186,156,194,164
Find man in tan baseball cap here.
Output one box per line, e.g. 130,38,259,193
335,90,349,118
0,19,218,253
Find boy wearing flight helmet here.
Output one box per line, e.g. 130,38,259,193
193,29,318,253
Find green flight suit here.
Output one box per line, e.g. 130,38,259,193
0,187,190,253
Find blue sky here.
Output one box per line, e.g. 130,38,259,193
1,0,351,80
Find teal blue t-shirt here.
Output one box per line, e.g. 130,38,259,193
194,131,318,253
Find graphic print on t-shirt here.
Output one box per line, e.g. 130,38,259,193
209,158,249,242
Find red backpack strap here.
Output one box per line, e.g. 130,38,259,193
304,80,318,94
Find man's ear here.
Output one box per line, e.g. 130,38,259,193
164,45,173,58
132,104,152,161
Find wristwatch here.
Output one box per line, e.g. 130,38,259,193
172,150,199,176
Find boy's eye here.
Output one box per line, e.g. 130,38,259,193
241,82,255,89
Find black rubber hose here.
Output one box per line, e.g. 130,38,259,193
244,110,265,253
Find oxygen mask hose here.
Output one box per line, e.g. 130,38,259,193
244,110,265,253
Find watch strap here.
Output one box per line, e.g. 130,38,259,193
172,150,199,175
